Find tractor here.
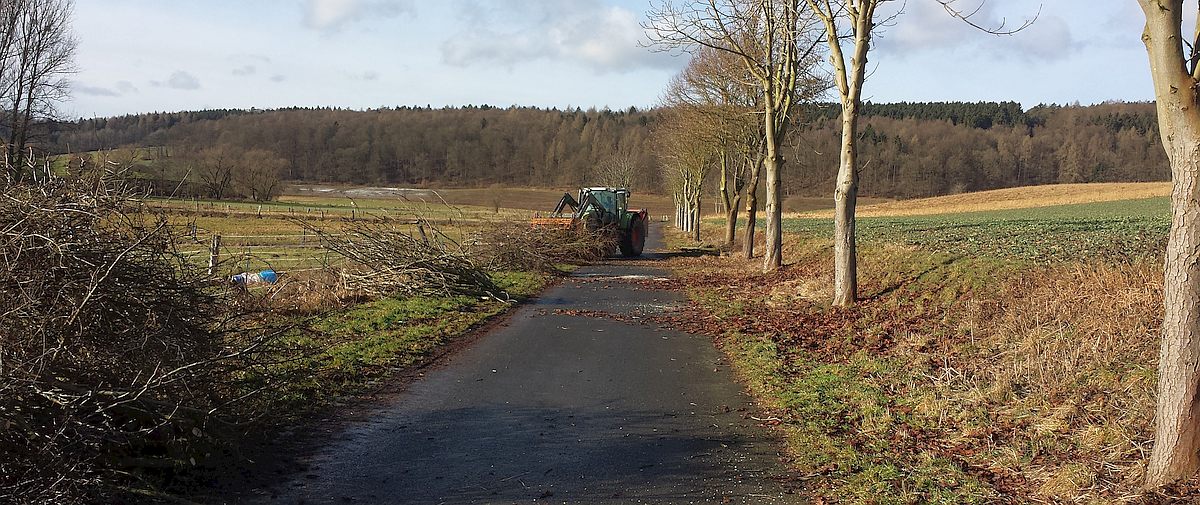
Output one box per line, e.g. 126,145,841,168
531,187,649,257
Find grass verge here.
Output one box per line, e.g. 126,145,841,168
241,271,550,419
664,200,1177,502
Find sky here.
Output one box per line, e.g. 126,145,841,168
66,0,1154,119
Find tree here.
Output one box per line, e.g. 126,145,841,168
1137,0,1200,487
194,146,235,199
0,0,75,182
805,0,1032,305
646,0,824,271
598,152,639,190
235,149,286,202
656,106,713,241
663,46,766,249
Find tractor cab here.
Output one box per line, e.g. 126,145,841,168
575,187,628,228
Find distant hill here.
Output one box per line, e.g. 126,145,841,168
48,101,1168,200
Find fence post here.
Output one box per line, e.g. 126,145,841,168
208,235,221,276
417,224,429,246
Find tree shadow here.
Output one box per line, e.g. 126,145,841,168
863,255,962,301
256,404,796,504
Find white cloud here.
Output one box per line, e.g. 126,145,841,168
77,80,139,97
304,0,414,30
232,64,257,76
150,71,200,90
996,15,1080,62
440,0,680,73
76,84,121,97
875,1,1062,61
168,71,201,90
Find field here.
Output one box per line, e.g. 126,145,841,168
668,183,1178,503
285,184,678,218
784,196,1170,261
791,181,1172,218
157,190,556,274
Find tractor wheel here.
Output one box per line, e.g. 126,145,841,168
621,215,647,258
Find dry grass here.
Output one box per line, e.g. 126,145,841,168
783,195,892,213
663,223,1172,503
788,182,1172,218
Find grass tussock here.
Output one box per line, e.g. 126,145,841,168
668,226,1171,503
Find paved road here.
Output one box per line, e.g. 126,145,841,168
268,226,798,504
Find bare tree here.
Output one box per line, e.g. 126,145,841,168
235,149,286,202
1138,0,1200,487
598,152,639,190
0,0,75,182
195,146,235,199
660,46,763,248
657,106,713,241
806,0,1032,305
646,0,824,271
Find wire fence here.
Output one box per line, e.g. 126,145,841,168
178,232,346,277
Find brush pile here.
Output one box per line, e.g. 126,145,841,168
469,223,616,273
0,178,287,504
0,180,209,502
310,217,501,299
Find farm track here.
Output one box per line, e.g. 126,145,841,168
256,225,800,504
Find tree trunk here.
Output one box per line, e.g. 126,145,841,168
762,109,783,272
833,103,860,306
725,194,741,247
1140,0,1200,486
1149,146,1200,485
719,152,737,247
743,159,761,259
692,194,701,242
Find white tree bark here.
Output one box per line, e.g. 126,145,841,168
1138,0,1200,487
808,0,876,306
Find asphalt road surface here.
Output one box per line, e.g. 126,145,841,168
268,225,798,504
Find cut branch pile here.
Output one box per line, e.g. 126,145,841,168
309,217,501,299
469,223,616,273
0,178,288,504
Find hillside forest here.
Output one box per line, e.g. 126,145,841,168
48,100,1168,200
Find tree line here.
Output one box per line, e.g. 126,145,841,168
50,106,662,199
791,101,1168,199
48,101,1168,201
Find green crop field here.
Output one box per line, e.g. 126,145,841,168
781,197,1171,261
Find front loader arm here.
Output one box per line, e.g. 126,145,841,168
552,193,579,216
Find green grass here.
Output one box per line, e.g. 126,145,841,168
719,328,995,504
781,197,1170,261
244,271,548,415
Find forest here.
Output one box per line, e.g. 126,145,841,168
47,100,1168,200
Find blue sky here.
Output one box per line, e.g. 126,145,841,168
68,0,1153,118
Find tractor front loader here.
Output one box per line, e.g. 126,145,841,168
531,187,649,257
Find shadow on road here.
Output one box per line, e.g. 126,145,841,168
274,405,790,504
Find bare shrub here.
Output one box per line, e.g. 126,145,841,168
0,179,287,504
469,222,616,273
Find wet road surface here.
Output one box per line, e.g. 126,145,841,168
267,226,799,504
